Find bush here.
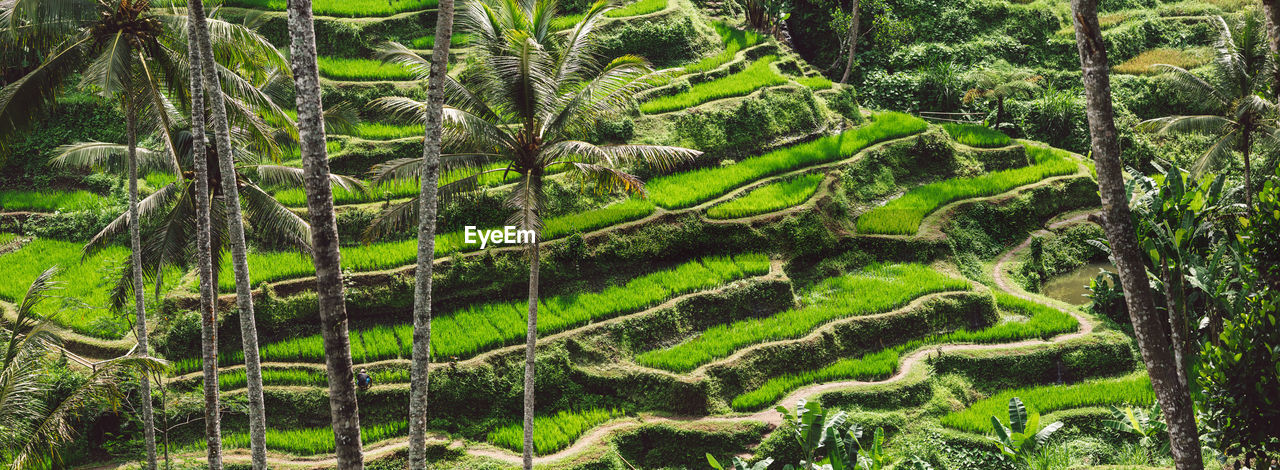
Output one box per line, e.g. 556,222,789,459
827,86,863,123
613,422,769,469
598,17,711,68
674,86,825,155
596,116,635,142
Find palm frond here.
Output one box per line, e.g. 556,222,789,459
239,182,311,253
376,41,432,80
246,163,366,193
82,183,184,260
0,33,91,151
80,30,132,95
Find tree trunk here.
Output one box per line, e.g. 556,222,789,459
522,228,541,470
286,0,364,466
1160,259,1191,396
186,2,268,466
184,20,223,470
840,0,859,84
127,93,159,470
407,0,454,468
1241,127,1255,210
1069,2,1205,469
1262,0,1280,99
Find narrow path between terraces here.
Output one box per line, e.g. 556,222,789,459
183,209,1104,469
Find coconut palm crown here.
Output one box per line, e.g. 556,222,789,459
364,0,700,237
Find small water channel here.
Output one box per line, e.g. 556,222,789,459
1042,261,1114,306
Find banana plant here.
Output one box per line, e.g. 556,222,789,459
1103,403,1169,462
990,397,1064,464
707,454,773,470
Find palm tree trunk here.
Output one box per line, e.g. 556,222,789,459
1069,2,1205,469
407,1,454,468
127,93,159,470
1160,258,1191,396
1262,0,1280,99
839,0,859,84
285,0,364,466
184,20,223,470
1241,127,1255,210
186,1,269,466
522,237,540,470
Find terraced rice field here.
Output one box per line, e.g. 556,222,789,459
487,408,625,455
640,56,787,114
729,292,1080,410
855,142,1078,235
705,173,824,219
940,372,1154,433
159,0,438,17
317,57,416,81
216,421,409,455
942,123,1012,148
0,189,106,212
679,22,767,75
185,254,769,373
647,112,928,209
549,0,668,31
635,263,968,372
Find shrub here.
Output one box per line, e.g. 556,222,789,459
856,142,1078,235
706,173,824,219
673,86,825,154
652,112,928,208
826,86,863,123
598,17,708,68
640,56,787,114
636,263,968,372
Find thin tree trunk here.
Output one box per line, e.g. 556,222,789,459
186,2,268,466
1160,259,1191,395
1069,2,1205,469
127,93,159,470
286,0,364,466
1241,128,1254,210
407,0,454,468
522,230,541,470
840,0,859,84
184,21,223,469
1262,0,1280,99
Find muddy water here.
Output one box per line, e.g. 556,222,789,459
1043,261,1113,306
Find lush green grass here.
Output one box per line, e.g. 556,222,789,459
410,33,471,49
225,198,656,291
549,0,668,31
855,143,1078,235
160,0,437,17
209,367,409,390
647,112,928,209
0,189,106,212
350,122,425,140
0,237,179,338
487,408,625,455
273,162,529,207
796,75,833,90
705,173,824,219
942,123,1012,148
640,56,786,114
636,264,968,372
317,57,416,81
184,255,768,373
679,22,767,75
218,421,408,455
729,292,1080,411
940,373,1154,434
0,233,18,245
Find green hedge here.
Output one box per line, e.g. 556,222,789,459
928,330,1137,391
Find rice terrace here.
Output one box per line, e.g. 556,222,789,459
1,0,1278,468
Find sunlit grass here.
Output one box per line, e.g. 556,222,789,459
636,264,968,372
705,173,823,219
940,373,1154,433
179,254,768,374
350,122,424,140
795,75,833,90
317,57,416,81
729,292,1080,411
158,0,438,17
215,421,408,455
0,189,106,212
855,143,1078,235
647,112,928,209
1113,47,1211,75
549,0,668,31
679,22,768,75
640,56,786,114
410,33,471,49
487,408,625,455
941,123,1012,148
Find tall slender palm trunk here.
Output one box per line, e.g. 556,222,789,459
521,173,543,470
126,94,159,470
286,0,364,466
839,0,859,84
185,1,268,466
1262,0,1280,98
184,19,223,469
1240,127,1255,210
1069,2,1204,469
407,0,455,468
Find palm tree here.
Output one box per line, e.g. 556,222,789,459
368,1,699,466
1069,1,1205,469
0,267,165,469
283,0,365,466
963,62,1041,127
1137,14,1277,210
406,0,456,468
